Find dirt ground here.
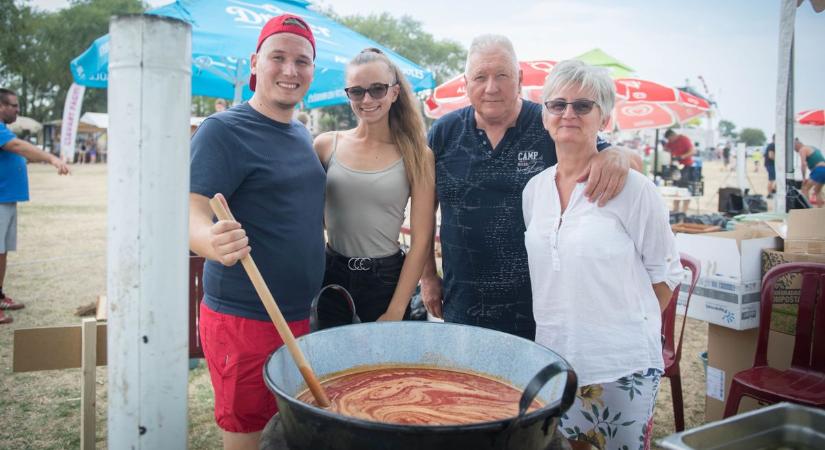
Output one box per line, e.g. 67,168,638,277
0,158,771,449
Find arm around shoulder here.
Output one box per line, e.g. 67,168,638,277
581,145,631,205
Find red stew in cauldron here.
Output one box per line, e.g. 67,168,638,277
297,365,542,425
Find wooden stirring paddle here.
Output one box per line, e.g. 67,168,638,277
208,195,331,408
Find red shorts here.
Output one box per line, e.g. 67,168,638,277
199,302,310,433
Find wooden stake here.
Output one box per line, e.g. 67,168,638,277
81,317,97,450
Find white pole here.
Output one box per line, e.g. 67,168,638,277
774,0,796,213
705,112,715,153
736,143,747,191
233,61,244,105
107,15,191,449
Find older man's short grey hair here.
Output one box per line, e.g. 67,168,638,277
465,34,519,75
542,60,615,120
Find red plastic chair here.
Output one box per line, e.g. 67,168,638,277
723,262,825,418
189,255,206,359
661,253,700,432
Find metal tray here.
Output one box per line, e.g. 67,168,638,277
659,402,825,450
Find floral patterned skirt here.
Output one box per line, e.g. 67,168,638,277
560,368,662,450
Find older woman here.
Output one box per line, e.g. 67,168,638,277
522,60,683,450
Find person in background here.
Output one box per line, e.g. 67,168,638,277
0,88,70,324
765,135,776,198
794,137,825,207
751,146,762,173
188,15,324,449
296,111,310,130
523,60,683,450
422,34,637,339
663,129,695,183
722,142,731,170
313,48,435,328
214,98,227,113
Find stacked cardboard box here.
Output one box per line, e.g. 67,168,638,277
703,209,825,421
761,209,825,334
675,228,780,330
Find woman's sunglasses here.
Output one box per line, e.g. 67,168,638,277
544,99,598,116
344,82,397,101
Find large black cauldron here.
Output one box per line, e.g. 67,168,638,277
264,321,577,450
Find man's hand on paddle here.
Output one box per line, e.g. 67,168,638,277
207,193,251,267
189,192,251,266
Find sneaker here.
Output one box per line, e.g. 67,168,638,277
0,310,12,324
0,297,25,310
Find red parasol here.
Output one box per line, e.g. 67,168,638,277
796,109,825,126
424,62,711,131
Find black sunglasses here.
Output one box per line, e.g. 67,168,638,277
544,99,598,116
344,83,397,101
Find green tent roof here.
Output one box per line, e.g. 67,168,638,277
573,48,636,78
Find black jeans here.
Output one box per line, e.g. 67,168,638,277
316,246,409,330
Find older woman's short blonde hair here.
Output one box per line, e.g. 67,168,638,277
542,60,615,121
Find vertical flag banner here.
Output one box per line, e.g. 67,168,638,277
60,83,86,161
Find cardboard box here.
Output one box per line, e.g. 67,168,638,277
761,249,825,335
705,324,794,422
675,228,780,330
13,322,108,372
783,209,825,254
758,208,825,335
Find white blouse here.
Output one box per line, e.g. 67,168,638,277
522,166,683,386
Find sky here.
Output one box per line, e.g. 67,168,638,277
28,0,825,135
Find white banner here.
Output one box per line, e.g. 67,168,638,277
60,83,85,162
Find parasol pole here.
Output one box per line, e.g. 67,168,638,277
653,128,660,180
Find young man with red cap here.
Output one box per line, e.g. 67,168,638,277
188,14,324,449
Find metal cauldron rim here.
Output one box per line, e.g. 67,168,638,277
263,321,571,432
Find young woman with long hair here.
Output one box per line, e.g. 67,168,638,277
313,48,435,326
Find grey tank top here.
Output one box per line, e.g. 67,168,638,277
325,133,410,258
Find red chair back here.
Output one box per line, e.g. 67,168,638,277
755,262,825,371
662,253,701,366
189,255,206,359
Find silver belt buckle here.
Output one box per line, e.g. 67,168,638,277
347,257,372,271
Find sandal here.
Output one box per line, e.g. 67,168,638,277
0,310,12,324
0,297,25,310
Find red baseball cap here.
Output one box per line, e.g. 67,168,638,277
249,14,316,92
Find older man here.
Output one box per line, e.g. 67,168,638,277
421,35,634,339
188,14,324,449
0,88,70,325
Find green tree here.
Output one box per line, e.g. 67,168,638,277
316,11,467,130
0,0,48,117
41,0,146,118
739,128,766,146
338,13,466,86
0,0,145,121
718,119,737,139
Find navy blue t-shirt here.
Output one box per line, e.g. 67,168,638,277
428,100,608,339
190,103,326,322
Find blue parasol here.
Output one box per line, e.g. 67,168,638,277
70,0,434,108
